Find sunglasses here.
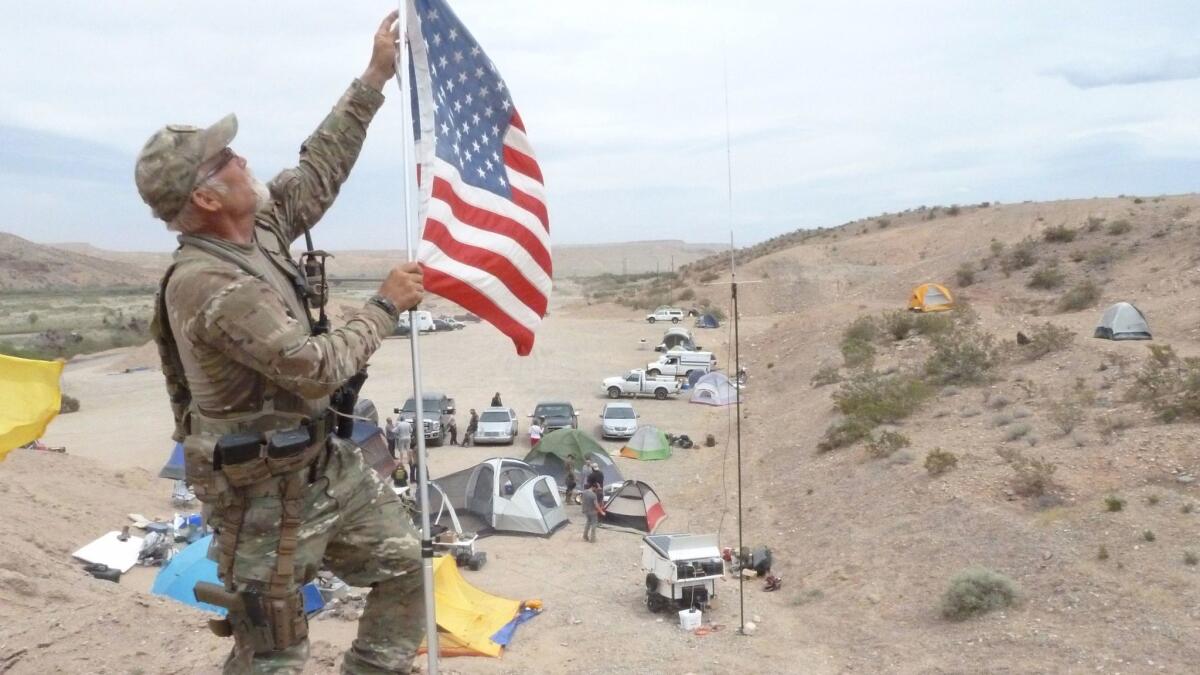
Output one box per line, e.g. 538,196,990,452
196,147,237,186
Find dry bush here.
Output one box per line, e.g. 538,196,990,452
1021,322,1074,361
811,365,842,388
1004,422,1032,441
1126,344,1200,422
840,339,875,369
1043,224,1077,242
865,430,911,459
913,312,954,337
698,271,719,283
1104,495,1125,512
1086,216,1105,232
59,394,81,414
817,417,874,453
996,447,1057,496
842,315,879,344
956,263,977,287
924,329,999,385
1000,238,1038,274
924,448,958,476
818,373,933,452
676,288,696,302
1056,280,1101,312
1027,262,1066,290
1096,413,1134,438
1106,219,1132,235
881,310,917,341
941,568,1017,621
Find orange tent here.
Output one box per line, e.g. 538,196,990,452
908,283,954,312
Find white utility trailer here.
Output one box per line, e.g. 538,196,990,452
641,533,724,612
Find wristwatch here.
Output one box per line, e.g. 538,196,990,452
367,294,399,319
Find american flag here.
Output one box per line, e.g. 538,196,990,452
406,0,551,356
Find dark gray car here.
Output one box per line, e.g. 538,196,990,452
531,401,578,432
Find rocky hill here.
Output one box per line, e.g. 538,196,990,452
0,233,161,291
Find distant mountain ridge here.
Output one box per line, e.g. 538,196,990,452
0,232,161,291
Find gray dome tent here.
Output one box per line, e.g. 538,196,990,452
1094,302,1151,341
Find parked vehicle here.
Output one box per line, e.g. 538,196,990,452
598,402,639,439
474,407,519,445
531,401,579,432
436,316,466,330
397,392,456,446
645,306,685,324
397,310,435,333
645,351,716,379
602,369,681,400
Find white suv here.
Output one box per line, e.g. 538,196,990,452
645,306,685,324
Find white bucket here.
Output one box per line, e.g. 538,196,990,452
678,608,702,631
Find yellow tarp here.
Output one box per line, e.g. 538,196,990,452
420,555,522,658
0,354,63,461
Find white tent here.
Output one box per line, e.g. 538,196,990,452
690,372,737,406
1094,302,1152,341
431,458,567,537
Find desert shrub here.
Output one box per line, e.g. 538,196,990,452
992,413,1013,427
1068,249,1087,263
996,448,1057,496
811,365,842,388
1106,219,1132,235
1000,238,1038,274
924,448,958,476
990,240,1006,256
1004,423,1032,441
1021,322,1074,360
1097,545,1109,560
1096,414,1134,438
865,430,910,459
913,313,954,337
955,263,976,287
676,288,696,302
947,205,961,216
881,310,917,341
1043,225,1077,243
1142,530,1156,542
59,394,80,414
832,372,933,424
842,315,879,344
1049,398,1085,435
1104,495,1125,512
940,568,1017,621
1146,494,1160,506
877,218,891,229
817,416,874,453
1086,216,1105,232
1027,262,1065,290
698,271,719,283
924,329,999,385
1085,246,1121,268
1126,345,1200,422
1186,552,1199,566
1056,280,1101,312
840,339,875,369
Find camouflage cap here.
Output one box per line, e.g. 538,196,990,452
134,114,238,223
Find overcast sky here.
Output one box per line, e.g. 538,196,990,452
3,1,1200,252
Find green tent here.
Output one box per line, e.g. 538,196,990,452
525,429,622,487
620,426,671,461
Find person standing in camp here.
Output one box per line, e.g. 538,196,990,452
384,416,400,457
529,417,544,447
446,415,458,446
587,462,605,492
461,408,478,446
581,480,605,543
136,12,426,672
563,458,578,506
396,416,413,453
490,391,503,407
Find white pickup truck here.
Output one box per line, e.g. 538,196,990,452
645,351,716,379
645,306,686,324
602,369,682,400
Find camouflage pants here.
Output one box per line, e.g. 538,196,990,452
213,438,424,674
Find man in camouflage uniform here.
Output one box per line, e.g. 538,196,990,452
134,12,425,674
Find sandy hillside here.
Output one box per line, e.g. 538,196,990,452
5,193,1200,673
0,233,160,291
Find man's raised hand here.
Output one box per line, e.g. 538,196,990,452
361,10,401,91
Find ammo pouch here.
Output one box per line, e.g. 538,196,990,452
184,407,330,499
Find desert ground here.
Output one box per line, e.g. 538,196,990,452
4,193,1200,674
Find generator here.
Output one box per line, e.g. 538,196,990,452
641,533,724,613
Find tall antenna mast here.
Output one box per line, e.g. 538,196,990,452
722,52,748,637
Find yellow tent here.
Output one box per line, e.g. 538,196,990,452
420,555,529,658
0,354,63,461
908,283,954,312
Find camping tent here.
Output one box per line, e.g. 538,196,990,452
159,442,185,480
691,372,737,406
423,554,540,657
525,429,623,489
695,313,720,329
602,480,667,533
908,283,954,312
1094,302,1152,341
431,458,567,536
152,534,323,616
620,426,671,461
658,328,697,352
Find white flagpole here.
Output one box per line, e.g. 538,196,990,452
395,2,440,672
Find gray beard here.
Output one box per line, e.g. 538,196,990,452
250,176,271,212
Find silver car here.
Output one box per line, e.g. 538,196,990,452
474,407,519,445
599,402,639,439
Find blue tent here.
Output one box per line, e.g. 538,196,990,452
695,313,720,329
159,442,185,480
152,534,323,616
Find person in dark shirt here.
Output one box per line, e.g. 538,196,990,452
580,481,604,542
490,392,502,407
462,409,478,446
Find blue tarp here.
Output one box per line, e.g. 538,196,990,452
159,442,185,480
152,534,324,616
490,607,541,647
